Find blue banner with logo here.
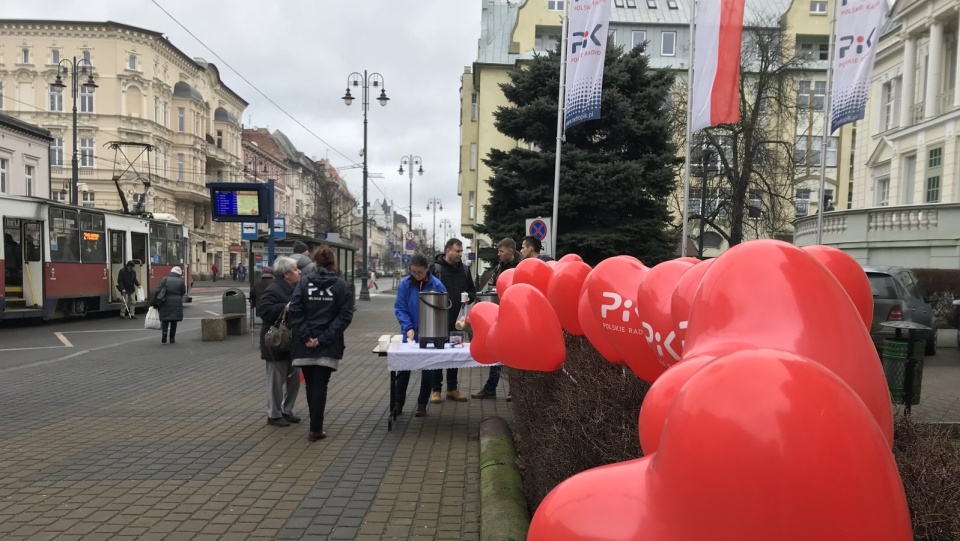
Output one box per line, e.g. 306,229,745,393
830,0,888,134
564,0,612,131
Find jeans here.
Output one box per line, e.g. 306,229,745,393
265,360,300,419
161,320,178,340
393,370,434,408
482,365,501,393
302,365,333,433
430,368,459,393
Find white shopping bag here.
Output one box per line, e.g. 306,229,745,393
135,286,146,303
145,306,162,330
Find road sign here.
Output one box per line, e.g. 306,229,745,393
272,217,286,239
467,253,476,261
393,250,402,259
525,217,552,256
241,223,258,240
251,242,293,255
403,254,412,264
405,231,415,241
405,240,416,251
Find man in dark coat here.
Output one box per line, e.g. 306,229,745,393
251,266,275,316
117,260,141,319
155,266,187,344
430,238,476,403
472,238,521,399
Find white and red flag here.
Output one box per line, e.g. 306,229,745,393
691,0,746,131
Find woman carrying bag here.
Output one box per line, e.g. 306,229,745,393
154,266,186,344
289,245,354,442
256,256,302,428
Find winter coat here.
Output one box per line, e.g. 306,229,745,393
257,278,294,362
117,267,140,293
289,268,354,361
251,275,274,313
489,252,521,289
155,274,186,322
394,272,447,339
433,254,476,331
293,253,316,274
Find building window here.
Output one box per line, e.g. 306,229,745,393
154,97,160,123
813,81,825,109
819,43,830,60
926,175,941,203
800,43,814,58
216,129,223,148
21,48,30,64
52,190,66,203
795,136,838,166
177,107,185,132
49,87,63,112
0,158,6,193
51,138,64,166
469,191,476,220
79,85,94,113
646,0,656,7
882,78,901,131
80,137,94,167
471,93,478,122
798,80,825,109
928,147,942,168
51,49,60,64
810,1,827,14
296,199,303,215
926,147,943,203
177,153,184,182
615,0,625,6
82,190,96,208
82,50,91,63
902,154,916,204
133,193,144,207
666,0,678,8
128,54,137,70
632,31,647,49
535,32,561,52
661,32,676,56
24,165,34,197
626,0,637,7
548,0,564,10
0,83,3,109
470,143,478,171
216,170,223,182
795,188,811,216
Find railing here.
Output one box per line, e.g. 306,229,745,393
913,102,925,124
940,90,956,115
794,203,960,244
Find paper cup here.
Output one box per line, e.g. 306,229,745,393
379,337,390,352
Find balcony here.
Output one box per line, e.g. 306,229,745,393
793,203,960,267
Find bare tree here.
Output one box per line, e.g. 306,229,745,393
306,165,358,240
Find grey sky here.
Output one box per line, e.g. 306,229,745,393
5,1,481,245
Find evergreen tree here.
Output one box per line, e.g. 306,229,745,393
476,45,680,266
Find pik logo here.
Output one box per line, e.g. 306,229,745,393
599,292,638,322
838,27,875,59
571,23,603,54
641,320,686,366
307,284,333,297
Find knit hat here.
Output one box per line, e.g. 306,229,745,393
292,240,309,254
171,266,183,276
262,266,274,276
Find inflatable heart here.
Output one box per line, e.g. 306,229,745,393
685,240,893,444
529,349,913,541
468,301,499,365
636,353,716,455
586,256,664,383
548,261,592,335
513,258,554,297
670,258,715,339
802,245,873,328
495,267,516,298
578,288,622,362
488,284,565,371
674,256,702,265
558,254,583,263
636,259,695,368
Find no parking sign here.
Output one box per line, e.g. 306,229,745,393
525,217,552,256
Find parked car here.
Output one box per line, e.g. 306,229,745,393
862,265,937,355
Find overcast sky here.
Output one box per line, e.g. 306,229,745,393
5,1,481,246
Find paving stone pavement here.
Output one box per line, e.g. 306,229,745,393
0,295,513,540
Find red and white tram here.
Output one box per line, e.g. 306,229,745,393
0,194,191,321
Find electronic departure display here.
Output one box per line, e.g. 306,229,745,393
207,182,270,223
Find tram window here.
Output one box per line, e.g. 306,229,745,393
79,212,106,263
166,224,183,264
149,222,166,264
49,207,80,263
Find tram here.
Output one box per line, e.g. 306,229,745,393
0,194,191,321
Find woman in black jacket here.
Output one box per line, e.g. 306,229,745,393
289,245,354,441
155,266,187,344
256,256,302,428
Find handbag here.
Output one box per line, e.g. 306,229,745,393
152,278,167,308
144,306,162,330
265,311,292,352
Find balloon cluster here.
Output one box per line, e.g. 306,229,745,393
469,240,912,540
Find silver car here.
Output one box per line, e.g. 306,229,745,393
863,265,937,355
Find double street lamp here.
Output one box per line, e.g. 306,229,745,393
398,155,423,243
427,198,443,255
439,218,452,246
342,70,389,301
51,57,97,207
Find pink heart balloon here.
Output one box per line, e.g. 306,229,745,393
488,284,565,371
636,259,695,368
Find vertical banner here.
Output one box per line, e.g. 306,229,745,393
691,0,746,132
830,0,888,134
564,0,612,131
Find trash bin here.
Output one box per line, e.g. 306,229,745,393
881,337,925,406
222,288,246,315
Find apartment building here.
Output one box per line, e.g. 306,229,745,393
0,112,51,198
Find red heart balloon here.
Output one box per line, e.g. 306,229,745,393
669,258,715,341
468,301,499,365
674,256,702,265
531,349,913,541
548,261,592,335
513,258,554,297
558,254,583,263
636,259,695,368
488,284,565,371
802,245,873,328
495,267,516,298
577,288,622,362
637,353,716,455
546,260,559,268
586,256,664,383
685,240,893,445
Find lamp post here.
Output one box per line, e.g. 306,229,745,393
398,155,423,242
51,57,97,207
427,198,442,255
439,218,452,245
342,70,389,301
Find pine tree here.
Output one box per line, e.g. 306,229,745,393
476,45,680,266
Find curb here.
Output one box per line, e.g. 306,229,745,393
478,416,530,541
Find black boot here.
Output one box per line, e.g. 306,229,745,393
161,334,167,344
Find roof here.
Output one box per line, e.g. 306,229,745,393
242,128,287,165
0,112,53,141
214,107,239,125
173,81,204,102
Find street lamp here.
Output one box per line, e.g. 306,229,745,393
439,218,452,245
426,198,442,255
342,70,389,301
398,155,423,243
51,57,97,206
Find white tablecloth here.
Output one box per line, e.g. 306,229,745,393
386,341,493,371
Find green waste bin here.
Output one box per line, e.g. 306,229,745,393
881,338,925,406
222,288,246,315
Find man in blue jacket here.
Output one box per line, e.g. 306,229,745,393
393,254,447,417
